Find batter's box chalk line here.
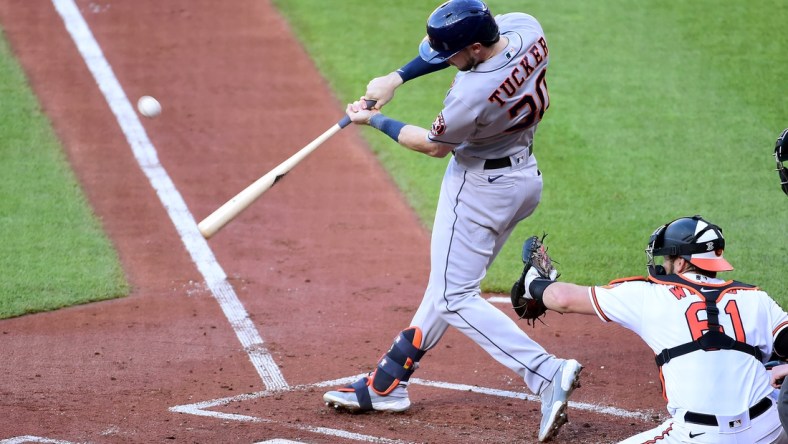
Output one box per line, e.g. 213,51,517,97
169,374,659,443
0,437,78,444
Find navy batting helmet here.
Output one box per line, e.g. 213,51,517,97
645,215,732,276
419,0,500,64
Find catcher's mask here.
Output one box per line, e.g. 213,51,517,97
775,128,788,196
645,215,732,276
418,0,500,64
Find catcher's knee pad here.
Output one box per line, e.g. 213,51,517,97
370,327,425,395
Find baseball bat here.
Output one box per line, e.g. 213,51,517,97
197,100,376,239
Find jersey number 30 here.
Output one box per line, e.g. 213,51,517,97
506,69,548,133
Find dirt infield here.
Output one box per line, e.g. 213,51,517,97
0,1,665,442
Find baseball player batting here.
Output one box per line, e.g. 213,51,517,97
322,1,581,441
512,215,788,443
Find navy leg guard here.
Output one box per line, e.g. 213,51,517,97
370,327,425,395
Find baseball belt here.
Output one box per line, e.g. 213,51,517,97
684,397,771,426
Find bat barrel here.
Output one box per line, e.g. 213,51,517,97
198,121,345,239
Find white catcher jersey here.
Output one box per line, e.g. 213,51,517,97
591,272,788,417
428,13,548,161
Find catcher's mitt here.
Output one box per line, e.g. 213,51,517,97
776,128,788,196
511,234,558,326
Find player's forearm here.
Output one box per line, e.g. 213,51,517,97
396,56,449,82
397,125,454,158
772,364,788,383
367,114,452,158
543,282,596,315
367,56,448,108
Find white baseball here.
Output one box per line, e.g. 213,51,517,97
137,95,161,118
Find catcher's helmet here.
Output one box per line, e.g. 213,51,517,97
418,0,500,64
775,128,788,196
645,215,733,276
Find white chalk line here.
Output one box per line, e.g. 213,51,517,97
168,384,406,444
255,441,303,444
50,0,287,391
487,296,510,304
0,437,77,444
255,441,309,444
170,375,657,435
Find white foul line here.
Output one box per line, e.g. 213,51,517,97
487,296,511,304
50,0,287,391
170,375,658,440
169,385,407,443
0,438,75,444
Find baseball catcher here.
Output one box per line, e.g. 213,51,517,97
511,215,788,443
776,128,788,196
511,234,557,326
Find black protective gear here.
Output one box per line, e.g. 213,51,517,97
645,215,732,275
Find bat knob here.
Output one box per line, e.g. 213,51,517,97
339,99,379,129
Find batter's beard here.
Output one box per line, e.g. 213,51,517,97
457,55,480,72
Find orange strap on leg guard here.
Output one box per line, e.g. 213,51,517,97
370,327,425,395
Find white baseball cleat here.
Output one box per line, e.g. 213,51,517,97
538,359,583,442
323,377,411,413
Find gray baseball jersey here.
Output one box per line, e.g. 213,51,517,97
428,13,548,163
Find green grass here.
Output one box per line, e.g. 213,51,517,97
3,1,785,318
274,0,788,304
0,28,128,319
